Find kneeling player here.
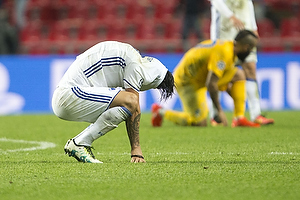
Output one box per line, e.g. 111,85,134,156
152,30,260,127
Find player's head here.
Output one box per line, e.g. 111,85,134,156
234,30,258,62
157,70,175,101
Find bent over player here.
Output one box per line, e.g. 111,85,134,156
152,30,260,127
52,41,175,163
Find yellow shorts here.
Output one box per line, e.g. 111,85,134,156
176,83,208,124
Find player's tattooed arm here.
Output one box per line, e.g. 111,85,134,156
126,112,145,163
124,88,145,163
126,113,141,148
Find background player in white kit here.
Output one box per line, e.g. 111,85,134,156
210,0,274,125
52,41,175,163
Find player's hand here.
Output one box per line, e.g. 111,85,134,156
218,110,228,127
131,155,146,163
230,15,244,31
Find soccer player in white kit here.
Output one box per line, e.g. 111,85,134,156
210,0,274,125
52,41,175,163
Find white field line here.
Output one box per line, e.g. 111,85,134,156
96,152,248,156
95,151,299,156
269,152,300,155
0,137,56,153
96,152,194,156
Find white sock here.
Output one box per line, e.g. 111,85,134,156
246,80,261,121
158,107,165,116
74,107,132,146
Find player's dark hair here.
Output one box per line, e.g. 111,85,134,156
157,70,175,101
234,30,258,48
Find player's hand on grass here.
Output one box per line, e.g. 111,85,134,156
131,155,146,163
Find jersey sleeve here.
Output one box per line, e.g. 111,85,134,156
123,63,143,92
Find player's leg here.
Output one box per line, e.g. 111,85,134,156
74,107,131,146
65,105,131,163
190,87,208,126
151,84,202,126
229,69,260,127
111,89,145,163
242,51,274,124
192,14,203,41
210,5,219,41
65,104,131,163
153,84,194,126
73,90,136,146
182,15,192,51
164,85,208,126
242,61,261,120
55,87,132,163
231,81,246,119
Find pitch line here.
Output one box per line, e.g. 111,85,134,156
0,137,56,153
269,152,299,155
96,152,299,156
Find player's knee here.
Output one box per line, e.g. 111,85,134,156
191,120,207,127
232,68,246,82
189,114,207,127
123,93,139,113
242,62,257,79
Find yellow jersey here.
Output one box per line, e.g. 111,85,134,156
174,40,237,89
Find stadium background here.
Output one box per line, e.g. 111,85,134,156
0,0,300,114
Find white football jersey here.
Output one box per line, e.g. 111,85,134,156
210,0,257,40
58,41,168,92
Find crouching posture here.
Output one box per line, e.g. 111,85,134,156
52,41,174,163
152,30,260,128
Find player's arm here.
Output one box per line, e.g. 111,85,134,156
206,71,221,112
124,88,146,163
210,0,244,30
206,71,228,126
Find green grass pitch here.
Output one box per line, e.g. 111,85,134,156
0,111,299,200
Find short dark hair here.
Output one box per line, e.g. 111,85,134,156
157,70,175,101
235,30,258,41
234,30,258,48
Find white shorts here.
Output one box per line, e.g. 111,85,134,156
52,86,121,123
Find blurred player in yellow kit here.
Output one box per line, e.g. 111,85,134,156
151,30,260,127
210,0,274,125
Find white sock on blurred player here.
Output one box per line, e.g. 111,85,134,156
74,106,131,146
246,80,261,121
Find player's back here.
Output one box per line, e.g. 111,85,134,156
182,39,233,70
59,41,141,88
174,39,234,87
